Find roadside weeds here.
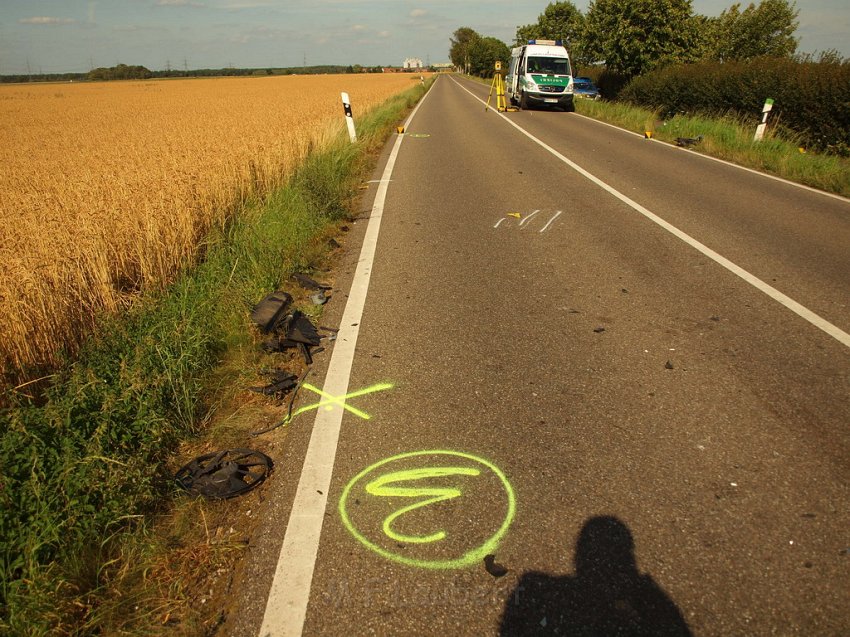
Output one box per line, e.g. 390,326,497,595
0,77,433,636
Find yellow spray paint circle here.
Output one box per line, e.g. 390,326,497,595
339,450,516,570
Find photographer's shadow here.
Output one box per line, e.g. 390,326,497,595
500,516,692,636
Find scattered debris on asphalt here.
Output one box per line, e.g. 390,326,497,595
665,360,675,370
675,135,703,147
175,449,273,499
593,326,606,333
484,554,508,577
250,291,292,333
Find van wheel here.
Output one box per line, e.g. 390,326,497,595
520,91,528,110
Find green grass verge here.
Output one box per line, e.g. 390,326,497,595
0,77,432,635
574,98,850,198
464,73,849,198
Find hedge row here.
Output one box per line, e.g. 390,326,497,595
619,57,850,155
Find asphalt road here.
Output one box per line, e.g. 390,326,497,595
230,75,850,636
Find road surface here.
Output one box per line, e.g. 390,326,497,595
229,75,850,636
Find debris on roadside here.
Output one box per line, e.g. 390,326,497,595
675,135,703,148
261,310,324,364
250,291,292,333
310,290,330,306
483,554,508,577
250,369,310,436
248,370,299,398
593,326,606,333
292,272,331,292
175,449,273,499
665,360,674,370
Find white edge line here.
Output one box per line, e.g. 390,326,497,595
519,209,541,227
539,210,562,233
450,77,850,349
258,78,437,637
568,112,850,205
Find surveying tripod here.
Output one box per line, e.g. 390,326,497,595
485,60,507,112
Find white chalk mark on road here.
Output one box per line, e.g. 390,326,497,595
519,209,541,227
539,211,562,233
452,77,850,349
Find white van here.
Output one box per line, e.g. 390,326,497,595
505,40,574,111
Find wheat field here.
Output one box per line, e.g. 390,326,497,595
0,74,422,386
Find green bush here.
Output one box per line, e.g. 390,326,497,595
620,56,850,155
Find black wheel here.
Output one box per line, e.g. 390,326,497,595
520,90,529,110
175,448,273,499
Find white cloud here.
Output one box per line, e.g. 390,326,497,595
19,16,76,25
410,9,427,18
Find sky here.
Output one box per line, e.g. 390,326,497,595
0,0,847,74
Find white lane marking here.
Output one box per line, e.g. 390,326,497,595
519,209,541,226
494,217,507,228
258,82,436,637
570,112,850,205
451,77,850,349
539,210,562,233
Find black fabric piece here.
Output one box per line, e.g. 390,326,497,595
251,291,292,333
292,273,331,291
299,342,313,365
286,311,322,346
248,370,298,397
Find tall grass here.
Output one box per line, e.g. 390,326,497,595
575,98,850,198
0,74,425,390
0,78,432,635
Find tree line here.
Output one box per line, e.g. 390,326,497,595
0,64,396,84
451,0,808,78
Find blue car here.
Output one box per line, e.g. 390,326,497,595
573,76,600,100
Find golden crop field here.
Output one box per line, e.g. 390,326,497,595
0,73,423,386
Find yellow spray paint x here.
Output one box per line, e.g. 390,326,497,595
286,382,393,422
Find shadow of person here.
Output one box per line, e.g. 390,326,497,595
500,516,692,636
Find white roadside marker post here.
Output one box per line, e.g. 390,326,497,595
341,92,357,143
753,98,774,142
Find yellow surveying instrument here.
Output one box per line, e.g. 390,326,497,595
486,60,507,112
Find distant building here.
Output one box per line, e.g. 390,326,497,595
403,58,424,69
